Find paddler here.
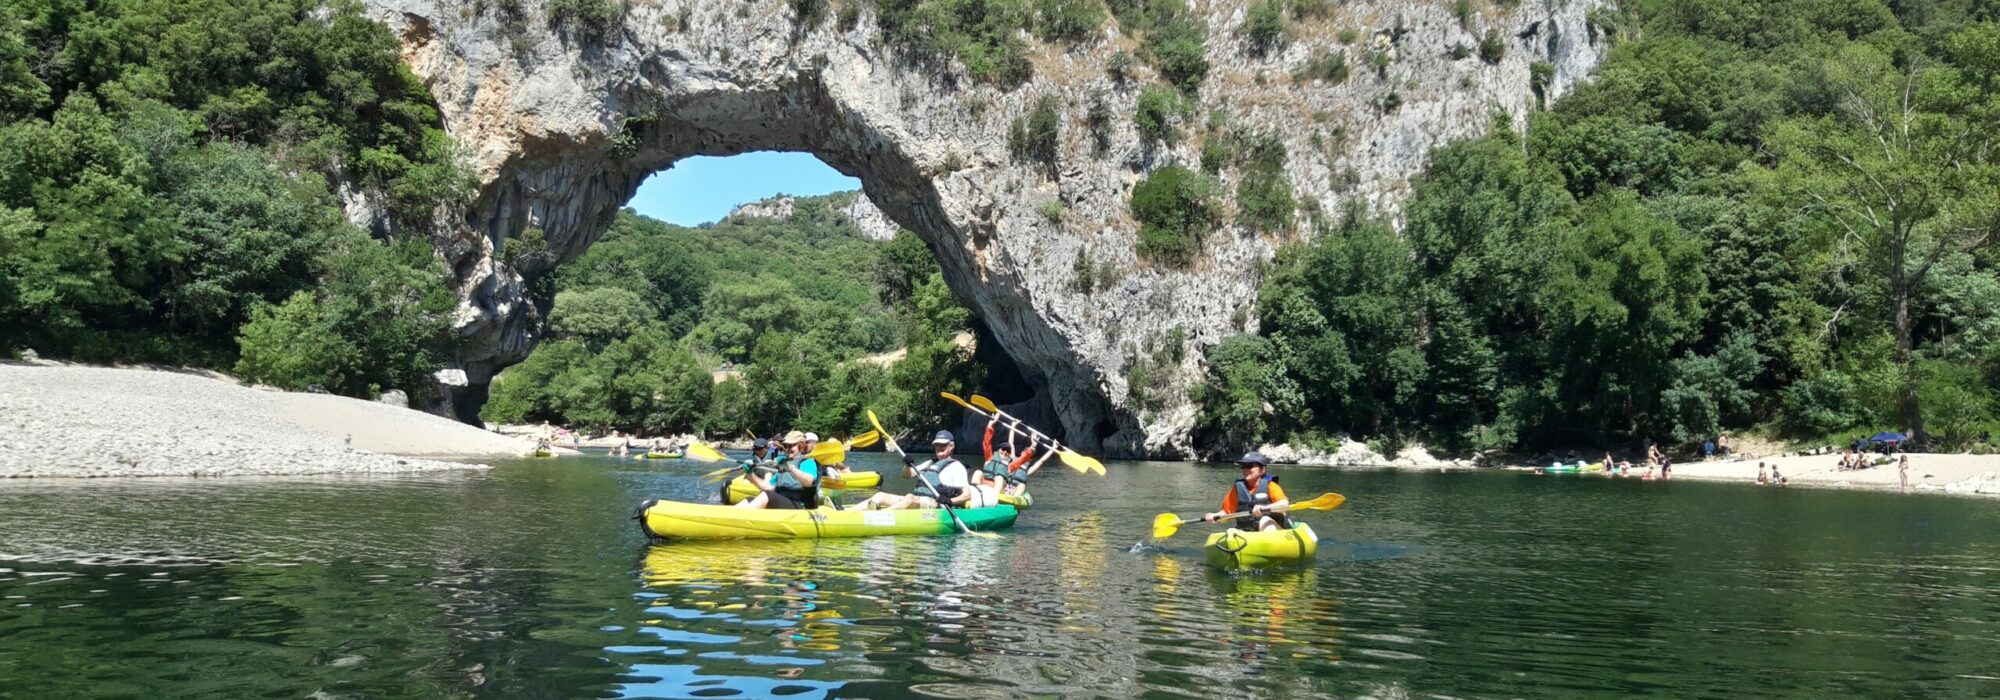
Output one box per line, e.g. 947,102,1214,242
861,430,988,510
981,417,1035,494
1202,452,1291,532
737,431,819,510
806,432,847,477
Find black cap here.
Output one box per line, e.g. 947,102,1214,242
1237,452,1268,466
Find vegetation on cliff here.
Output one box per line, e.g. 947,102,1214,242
0,0,464,397
1198,0,2000,457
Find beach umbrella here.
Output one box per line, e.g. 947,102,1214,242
1868,431,1907,443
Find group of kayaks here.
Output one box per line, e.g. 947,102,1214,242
634,472,1315,573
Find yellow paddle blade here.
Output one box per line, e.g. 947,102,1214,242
939,392,975,410
1151,513,1186,540
865,410,887,436
1291,492,1346,512
1058,450,1105,476
686,442,730,463
807,440,847,465
699,466,735,480
846,430,880,449
969,394,1000,413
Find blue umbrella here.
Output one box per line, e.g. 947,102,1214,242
1868,431,1907,443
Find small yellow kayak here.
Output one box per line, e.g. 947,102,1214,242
1204,523,1318,570
722,471,882,504
634,499,1017,539
643,451,682,459
530,449,554,458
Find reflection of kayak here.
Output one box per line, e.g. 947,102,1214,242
643,451,682,459
723,471,883,504
1204,523,1318,570
999,491,1033,509
635,499,1017,539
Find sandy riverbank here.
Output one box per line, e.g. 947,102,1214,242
1659,452,2000,496
0,363,546,478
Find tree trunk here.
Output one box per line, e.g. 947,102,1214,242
1891,260,1925,444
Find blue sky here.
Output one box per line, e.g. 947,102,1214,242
627,152,861,226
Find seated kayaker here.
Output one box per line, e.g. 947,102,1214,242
1203,452,1291,532
804,432,846,477
738,431,819,510
862,430,985,510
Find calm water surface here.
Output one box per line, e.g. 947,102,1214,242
2,453,1998,698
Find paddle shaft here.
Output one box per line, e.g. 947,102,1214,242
873,416,987,538
954,398,1064,455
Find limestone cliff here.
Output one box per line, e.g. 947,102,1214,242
359,0,1607,456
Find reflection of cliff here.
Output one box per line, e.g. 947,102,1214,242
358,0,1608,456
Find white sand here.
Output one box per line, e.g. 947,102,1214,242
1661,452,2000,496
1,363,545,478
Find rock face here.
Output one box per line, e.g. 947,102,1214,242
360,0,1608,456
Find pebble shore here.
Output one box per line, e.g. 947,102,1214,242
1,364,507,478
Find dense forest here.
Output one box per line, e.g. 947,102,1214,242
1197,0,2000,457
479,197,984,438
0,0,465,396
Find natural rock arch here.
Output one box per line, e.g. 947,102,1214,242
362,0,1606,456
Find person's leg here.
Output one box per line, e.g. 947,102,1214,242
860,492,896,509
767,493,799,510
736,492,770,509
1258,515,1281,531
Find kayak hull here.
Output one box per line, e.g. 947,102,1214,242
636,500,1017,540
530,449,553,458
998,491,1033,509
643,452,682,459
1203,523,1318,571
722,471,882,504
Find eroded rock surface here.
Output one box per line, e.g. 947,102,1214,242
361,0,1607,456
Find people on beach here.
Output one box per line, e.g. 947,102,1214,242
1899,455,1910,492
1204,452,1291,532
737,431,819,510
1757,462,1768,485
1771,465,1787,486
862,431,985,510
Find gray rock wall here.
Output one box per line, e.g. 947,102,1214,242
359,0,1607,456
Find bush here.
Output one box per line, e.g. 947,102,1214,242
1038,200,1066,223
1235,135,1294,234
1243,1,1286,56
1294,50,1349,84
1134,84,1187,143
1131,166,1218,266
1480,29,1506,64
1008,97,1062,177
876,0,1036,86
548,0,627,41
1072,247,1097,293
1149,18,1211,93
1036,0,1105,41
1107,50,1138,81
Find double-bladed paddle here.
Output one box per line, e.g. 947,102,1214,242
940,392,1106,476
1150,492,1346,540
866,409,1000,540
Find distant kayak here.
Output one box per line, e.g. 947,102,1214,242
1204,523,1318,571
530,449,554,458
643,451,682,459
635,499,1017,539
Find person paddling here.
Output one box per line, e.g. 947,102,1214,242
1203,452,1291,532
862,431,983,510
738,431,819,510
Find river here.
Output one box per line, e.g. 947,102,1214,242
2,452,1997,697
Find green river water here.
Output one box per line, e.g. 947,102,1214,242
2,452,1998,698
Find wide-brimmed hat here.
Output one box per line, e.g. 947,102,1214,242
784,430,807,445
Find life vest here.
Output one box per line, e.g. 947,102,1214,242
1233,476,1290,530
981,457,1011,483
915,458,965,501
772,457,819,507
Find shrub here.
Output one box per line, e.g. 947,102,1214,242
1008,97,1062,177
1107,50,1138,81
1235,135,1294,234
1134,84,1187,143
1290,0,1333,20
548,0,626,41
1479,29,1506,64
1038,200,1066,223
1131,166,1218,266
1086,98,1113,155
1036,0,1106,42
1243,1,1286,57
1072,247,1097,293
1149,18,1211,93
1293,50,1349,84
791,0,827,26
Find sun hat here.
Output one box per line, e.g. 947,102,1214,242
784,430,807,445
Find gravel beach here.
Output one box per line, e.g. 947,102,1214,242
1,363,536,478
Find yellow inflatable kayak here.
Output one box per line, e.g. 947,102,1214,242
642,451,682,459
1204,523,1318,570
634,499,1017,539
530,449,554,458
999,491,1033,509
721,470,881,504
